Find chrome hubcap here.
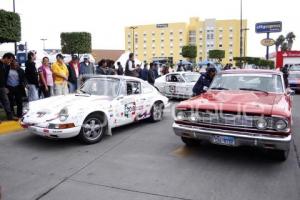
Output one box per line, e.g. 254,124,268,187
82,118,103,140
153,104,162,120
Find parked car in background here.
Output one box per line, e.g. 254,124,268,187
173,69,294,161
155,72,200,99
21,76,168,144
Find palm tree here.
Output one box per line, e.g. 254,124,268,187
281,42,288,52
275,35,285,52
286,32,296,50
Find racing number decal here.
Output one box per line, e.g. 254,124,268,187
124,102,136,118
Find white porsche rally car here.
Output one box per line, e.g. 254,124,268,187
21,76,169,144
155,72,200,99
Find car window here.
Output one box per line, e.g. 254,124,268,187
166,74,184,82
127,81,141,95
142,83,154,94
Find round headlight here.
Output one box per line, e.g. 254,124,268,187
189,113,198,122
59,108,69,122
176,111,185,121
256,118,268,130
275,119,287,131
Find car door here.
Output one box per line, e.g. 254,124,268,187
137,82,155,120
112,81,137,126
174,74,187,96
165,74,184,97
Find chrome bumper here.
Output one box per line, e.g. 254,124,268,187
173,122,291,151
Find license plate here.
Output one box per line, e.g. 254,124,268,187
211,135,235,146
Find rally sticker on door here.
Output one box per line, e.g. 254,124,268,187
124,102,136,118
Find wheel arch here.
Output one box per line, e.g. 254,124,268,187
81,110,112,136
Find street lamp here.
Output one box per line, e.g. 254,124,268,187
40,38,47,51
129,26,138,55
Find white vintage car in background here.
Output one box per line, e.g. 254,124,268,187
155,72,200,99
21,76,169,144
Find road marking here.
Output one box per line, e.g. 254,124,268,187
172,146,193,157
0,121,23,135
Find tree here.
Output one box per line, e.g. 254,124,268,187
281,42,288,52
275,35,285,52
286,32,296,50
60,32,92,55
0,9,21,44
208,50,225,63
181,45,197,62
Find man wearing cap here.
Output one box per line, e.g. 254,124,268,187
79,56,95,76
52,54,69,95
192,66,217,96
68,55,80,93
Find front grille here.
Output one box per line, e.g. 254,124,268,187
183,111,274,129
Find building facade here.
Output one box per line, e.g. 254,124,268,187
125,17,247,64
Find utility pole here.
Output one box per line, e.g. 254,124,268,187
13,0,17,55
242,28,249,57
239,0,243,62
129,26,138,55
40,38,47,51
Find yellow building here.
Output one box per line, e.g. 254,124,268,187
125,17,247,65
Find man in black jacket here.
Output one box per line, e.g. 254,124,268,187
192,66,216,96
25,51,39,101
148,62,155,85
68,55,80,93
5,60,26,118
0,53,14,120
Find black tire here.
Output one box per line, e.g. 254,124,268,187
271,148,290,161
181,136,199,146
78,113,107,144
149,102,164,122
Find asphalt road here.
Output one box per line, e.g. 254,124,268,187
0,96,300,200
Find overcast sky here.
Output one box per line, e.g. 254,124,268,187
0,0,299,58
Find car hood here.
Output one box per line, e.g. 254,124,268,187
28,94,113,113
177,90,286,115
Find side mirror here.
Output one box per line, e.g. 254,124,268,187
287,88,295,96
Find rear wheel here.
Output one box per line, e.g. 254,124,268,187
78,113,107,144
181,136,199,146
149,102,164,122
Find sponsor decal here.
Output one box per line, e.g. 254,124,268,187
124,102,136,118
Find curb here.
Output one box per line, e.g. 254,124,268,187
0,121,23,135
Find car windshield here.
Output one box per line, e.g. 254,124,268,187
289,73,300,78
289,65,300,71
210,74,284,93
79,78,120,97
182,73,200,82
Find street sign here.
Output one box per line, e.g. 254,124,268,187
261,38,275,46
255,21,282,33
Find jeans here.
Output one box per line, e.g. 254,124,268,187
68,82,77,93
7,86,24,117
27,84,39,101
54,83,69,96
40,85,53,98
0,87,13,120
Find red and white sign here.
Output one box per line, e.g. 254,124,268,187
275,51,300,68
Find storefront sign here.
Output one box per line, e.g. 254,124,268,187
255,21,282,33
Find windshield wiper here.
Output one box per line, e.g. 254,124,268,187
210,87,229,90
239,88,269,94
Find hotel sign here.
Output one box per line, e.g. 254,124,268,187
255,21,282,33
156,24,168,28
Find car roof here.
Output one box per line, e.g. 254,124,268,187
220,69,282,75
85,75,145,82
165,72,199,75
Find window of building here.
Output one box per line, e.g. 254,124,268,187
161,39,164,42
135,38,138,43
170,52,174,56
179,30,183,35
219,44,223,48
170,39,173,42
170,31,173,35
152,39,155,43
143,33,147,37
144,40,146,44
161,46,164,49
152,53,155,57
229,44,233,47
152,46,155,50
161,32,164,36
152,32,155,36
161,53,165,56
229,36,233,40
144,47,147,50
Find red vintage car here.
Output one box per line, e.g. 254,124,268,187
173,69,294,161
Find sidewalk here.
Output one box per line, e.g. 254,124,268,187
0,120,23,135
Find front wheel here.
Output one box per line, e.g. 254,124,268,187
149,102,164,122
78,113,107,144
